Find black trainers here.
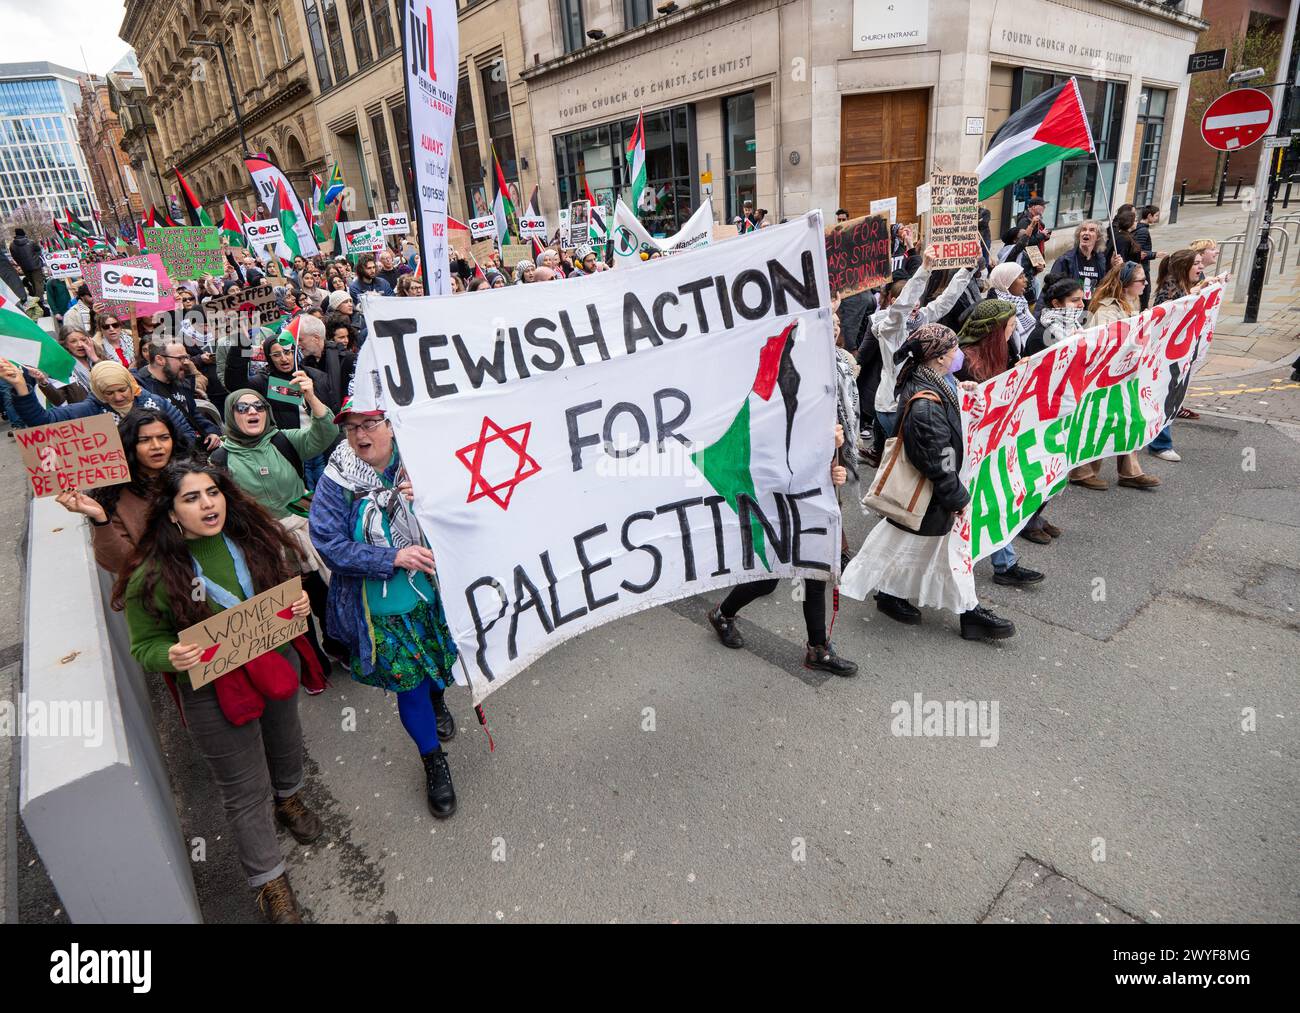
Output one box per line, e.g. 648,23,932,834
431,686,456,742
707,605,744,649
804,642,858,677
421,748,457,819
875,591,922,625
992,565,1045,587
960,606,1016,641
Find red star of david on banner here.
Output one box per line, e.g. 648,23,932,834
455,416,542,510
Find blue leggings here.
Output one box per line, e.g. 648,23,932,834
396,680,441,755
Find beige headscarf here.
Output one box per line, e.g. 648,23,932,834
88,360,141,404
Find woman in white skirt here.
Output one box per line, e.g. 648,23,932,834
841,323,1016,641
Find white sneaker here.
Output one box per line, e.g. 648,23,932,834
1151,449,1181,462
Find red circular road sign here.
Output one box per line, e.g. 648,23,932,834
1201,89,1275,152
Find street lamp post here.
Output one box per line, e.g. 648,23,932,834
188,34,250,158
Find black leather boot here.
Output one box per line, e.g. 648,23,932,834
421,748,457,819
875,591,922,625
804,642,858,677
430,686,456,742
707,605,744,649
960,606,1016,641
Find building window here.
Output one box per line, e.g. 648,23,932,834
480,61,517,181
455,72,486,216
370,112,399,211
554,104,696,233
624,0,653,30
1003,70,1127,232
348,0,374,70
370,0,396,57
272,10,291,64
1134,86,1169,208
302,1,334,90
321,0,350,83
724,91,756,221
560,0,585,54
390,101,412,204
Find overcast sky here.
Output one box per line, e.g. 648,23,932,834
0,1,131,76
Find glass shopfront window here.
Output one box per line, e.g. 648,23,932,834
724,91,756,221
553,105,696,234
1003,70,1127,233
455,72,486,218
1134,86,1170,208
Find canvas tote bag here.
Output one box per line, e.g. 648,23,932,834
862,391,942,530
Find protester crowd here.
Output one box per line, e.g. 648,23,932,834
0,196,1227,923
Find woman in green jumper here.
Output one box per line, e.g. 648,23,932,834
218,373,343,671
115,462,323,924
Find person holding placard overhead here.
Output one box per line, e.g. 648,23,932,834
114,460,324,923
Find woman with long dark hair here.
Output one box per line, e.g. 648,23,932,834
54,408,192,573
115,461,325,923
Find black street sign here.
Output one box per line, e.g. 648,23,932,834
1188,49,1227,74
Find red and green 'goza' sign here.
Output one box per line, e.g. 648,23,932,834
957,286,1223,562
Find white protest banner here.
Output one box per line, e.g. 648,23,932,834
244,155,320,256
611,199,714,267
959,285,1222,563
468,215,496,239
45,251,81,279
379,211,410,235
352,213,839,702
99,262,158,303
870,197,898,225
915,182,932,215
518,214,548,239
401,0,458,294
342,220,385,254
243,218,283,247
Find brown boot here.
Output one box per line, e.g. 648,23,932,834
275,791,324,844
1040,520,1062,538
256,873,303,924
1117,474,1161,489
1069,476,1109,491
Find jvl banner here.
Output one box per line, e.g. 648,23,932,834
611,199,713,267
959,285,1222,562
355,214,840,701
244,155,320,256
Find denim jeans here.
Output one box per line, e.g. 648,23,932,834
1149,424,1174,453
0,379,18,427
991,544,1018,574
877,409,899,439
304,453,325,492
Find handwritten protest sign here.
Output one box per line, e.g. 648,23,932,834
86,254,176,319
468,238,496,265
824,214,891,298
870,197,898,225
343,220,385,255
142,226,224,280
449,227,471,257
928,171,981,268
206,283,277,318
179,576,307,689
15,413,129,497
958,286,1222,563
499,243,533,268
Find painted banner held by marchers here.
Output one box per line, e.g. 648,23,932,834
824,214,891,298
611,199,713,267
353,213,840,702
401,0,458,295
958,285,1222,562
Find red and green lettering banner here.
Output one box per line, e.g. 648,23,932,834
958,285,1223,562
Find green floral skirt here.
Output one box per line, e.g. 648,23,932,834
351,599,459,693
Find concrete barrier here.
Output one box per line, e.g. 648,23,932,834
18,496,200,923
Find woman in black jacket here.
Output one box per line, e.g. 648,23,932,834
224,326,331,434
841,324,1016,640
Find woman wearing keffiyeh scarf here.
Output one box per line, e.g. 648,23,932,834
987,262,1035,359
308,401,462,819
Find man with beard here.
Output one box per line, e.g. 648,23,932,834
136,339,223,450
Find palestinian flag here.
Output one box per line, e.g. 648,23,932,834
64,210,92,241
321,161,345,205
0,276,77,382
689,321,802,571
309,173,328,245
48,219,67,251
136,220,147,250
625,109,647,217
175,167,214,226
977,78,1094,201
221,197,245,247
490,146,514,245
273,178,302,261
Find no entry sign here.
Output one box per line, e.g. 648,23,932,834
1201,89,1274,151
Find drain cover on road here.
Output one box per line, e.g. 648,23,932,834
981,857,1140,924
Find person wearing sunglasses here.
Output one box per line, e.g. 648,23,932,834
308,399,461,820
96,312,134,369
224,326,336,435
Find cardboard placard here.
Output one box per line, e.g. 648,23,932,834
342,220,385,254
712,223,740,242
449,227,471,257
915,182,932,216
179,576,307,689
518,215,548,239
927,171,981,268
142,226,224,280
468,215,496,239
14,413,129,497
1025,244,1046,270
468,238,496,265
86,254,176,318
870,197,898,226
45,251,81,280
378,211,410,235
824,214,891,298
205,283,278,318
499,243,533,268
267,378,302,405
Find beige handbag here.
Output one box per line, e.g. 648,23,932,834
862,391,942,531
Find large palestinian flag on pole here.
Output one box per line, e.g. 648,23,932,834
1,277,76,382
976,79,1094,201
221,197,245,247
626,109,647,216
175,167,215,227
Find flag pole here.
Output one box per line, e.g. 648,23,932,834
1072,77,1121,260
